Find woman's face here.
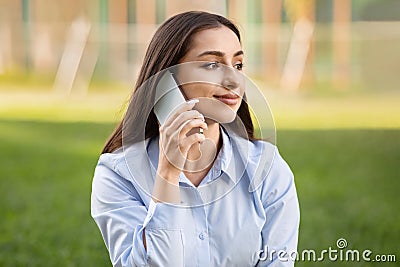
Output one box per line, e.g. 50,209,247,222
176,26,245,123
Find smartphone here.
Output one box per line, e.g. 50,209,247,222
154,71,186,125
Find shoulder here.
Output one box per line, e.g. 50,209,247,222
94,148,133,185
248,139,292,177
251,141,296,207
95,140,150,178
253,140,292,176
92,148,132,198
97,148,126,172
242,138,294,197
248,138,277,157
92,140,153,198
91,141,154,211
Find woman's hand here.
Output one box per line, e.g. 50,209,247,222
157,99,208,183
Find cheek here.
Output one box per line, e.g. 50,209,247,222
180,84,214,99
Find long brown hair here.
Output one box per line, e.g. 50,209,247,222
102,11,254,154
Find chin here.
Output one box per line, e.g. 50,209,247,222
194,97,238,123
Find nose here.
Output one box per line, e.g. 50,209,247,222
222,66,240,90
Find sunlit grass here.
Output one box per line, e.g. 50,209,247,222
1,88,399,129
0,91,128,123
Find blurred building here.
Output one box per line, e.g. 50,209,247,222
0,0,399,92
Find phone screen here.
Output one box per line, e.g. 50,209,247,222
154,71,187,125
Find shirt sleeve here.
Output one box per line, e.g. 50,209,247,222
256,149,300,267
91,156,187,267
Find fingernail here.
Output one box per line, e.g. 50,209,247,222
187,99,199,105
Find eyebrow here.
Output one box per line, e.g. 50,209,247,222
197,50,244,58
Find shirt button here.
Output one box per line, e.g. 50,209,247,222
198,233,206,240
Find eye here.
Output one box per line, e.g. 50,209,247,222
201,62,220,70
234,63,244,71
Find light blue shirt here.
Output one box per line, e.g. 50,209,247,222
91,128,300,267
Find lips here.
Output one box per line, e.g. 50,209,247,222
213,93,240,105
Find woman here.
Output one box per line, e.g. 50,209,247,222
91,11,299,267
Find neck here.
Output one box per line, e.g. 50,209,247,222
184,119,221,186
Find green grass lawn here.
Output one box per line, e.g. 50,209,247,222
0,120,112,266
279,129,400,266
0,120,398,266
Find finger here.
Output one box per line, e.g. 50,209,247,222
161,110,202,141
163,99,199,127
178,119,208,138
169,109,204,131
180,133,206,153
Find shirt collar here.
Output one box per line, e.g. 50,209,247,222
146,126,237,187
128,125,274,197
197,126,233,186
